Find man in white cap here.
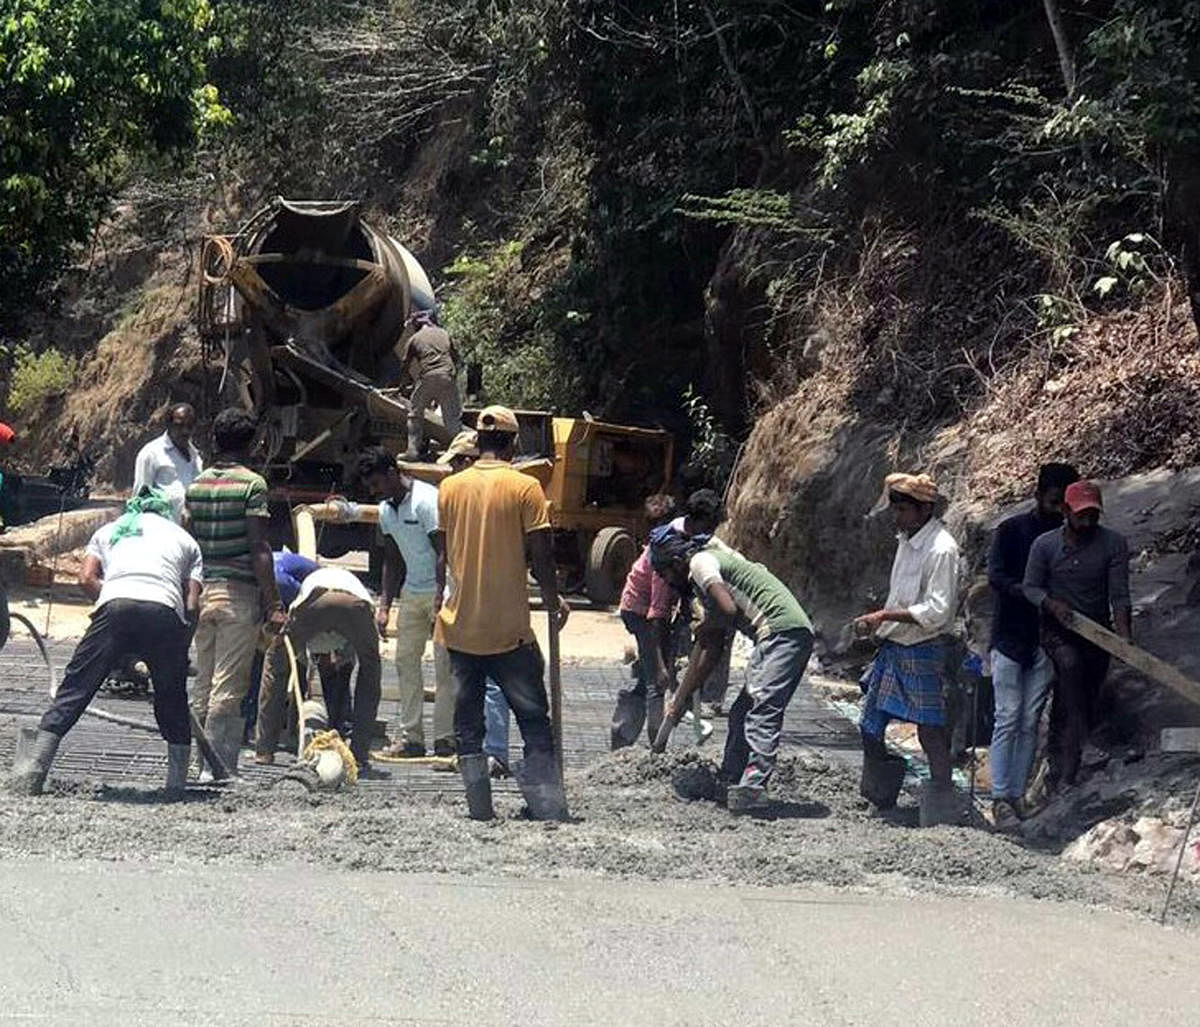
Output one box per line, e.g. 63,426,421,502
435,405,570,820
854,472,961,825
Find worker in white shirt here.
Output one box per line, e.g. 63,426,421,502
8,488,202,796
132,403,203,523
284,565,385,777
853,472,961,825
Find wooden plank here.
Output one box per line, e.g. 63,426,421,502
1066,611,1200,707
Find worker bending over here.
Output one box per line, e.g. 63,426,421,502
9,489,202,795
254,551,319,763
436,405,569,820
611,493,679,750
278,565,385,777
854,472,961,825
650,522,814,814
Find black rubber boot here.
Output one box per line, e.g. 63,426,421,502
860,734,906,810
459,754,495,820
518,753,569,821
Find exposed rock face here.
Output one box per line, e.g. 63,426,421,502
730,417,1200,740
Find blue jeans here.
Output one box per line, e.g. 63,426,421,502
989,648,1054,800
484,680,510,762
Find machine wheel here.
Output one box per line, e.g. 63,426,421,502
585,527,638,606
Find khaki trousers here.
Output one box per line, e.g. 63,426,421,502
394,592,453,746
190,580,261,723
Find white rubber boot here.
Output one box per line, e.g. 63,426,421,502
165,743,190,795
8,729,61,796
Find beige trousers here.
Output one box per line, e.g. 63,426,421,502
190,579,261,723
394,592,453,746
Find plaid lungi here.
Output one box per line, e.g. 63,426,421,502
860,639,948,737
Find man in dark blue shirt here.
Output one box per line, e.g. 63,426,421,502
987,462,1078,831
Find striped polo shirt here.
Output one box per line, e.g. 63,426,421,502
185,463,269,584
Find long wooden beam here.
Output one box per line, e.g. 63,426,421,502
1065,611,1200,707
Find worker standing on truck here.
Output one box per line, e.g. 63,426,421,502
8,488,202,796
400,310,463,461
358,446,455,759
133,403,203,523
436,405,569,821
186,409,285,778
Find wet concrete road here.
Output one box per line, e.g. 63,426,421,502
1,860,1198,1026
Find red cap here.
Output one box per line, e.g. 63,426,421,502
1064,480,1102,514
0,422,15,445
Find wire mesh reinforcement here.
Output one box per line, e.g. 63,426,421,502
0,640,861,795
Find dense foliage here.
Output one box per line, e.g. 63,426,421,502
6,0,1200,445
0,0,224,310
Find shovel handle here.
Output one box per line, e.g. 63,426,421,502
651,711,679,754
548,608,563,773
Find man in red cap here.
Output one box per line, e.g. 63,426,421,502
1023,478,1131,791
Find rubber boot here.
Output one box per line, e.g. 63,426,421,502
726,783,769,815
8,729,61,796
860,734,906,810
919,780,962,828
459,753,495,821
205,712,244,779
165,743,190,795
609,689,646,751
518,754,569,822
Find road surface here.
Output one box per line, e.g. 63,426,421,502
1,861,1197,1025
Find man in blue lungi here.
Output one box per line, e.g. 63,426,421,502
854,472,961,824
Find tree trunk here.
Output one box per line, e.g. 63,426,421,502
1041,0,1076,98
1165,148,1200,344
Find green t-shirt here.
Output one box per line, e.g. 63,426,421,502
185,464,269,583
689,543,811,642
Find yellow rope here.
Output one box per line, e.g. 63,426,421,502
302,729,359,785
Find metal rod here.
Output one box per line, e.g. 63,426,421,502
548,608,563,778
1161,777,1200,924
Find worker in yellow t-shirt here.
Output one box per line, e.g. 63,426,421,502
434,405,570,822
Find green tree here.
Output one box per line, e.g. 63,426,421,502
0,0,225,309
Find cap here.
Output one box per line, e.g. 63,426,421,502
0,422,15,445
436,429,480,465
476,405,519,434
1064,480,1103,514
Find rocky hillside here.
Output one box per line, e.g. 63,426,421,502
4,1,1200,739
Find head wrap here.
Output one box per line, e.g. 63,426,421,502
111,487,174,546
648,524,709,575
884,472,939,505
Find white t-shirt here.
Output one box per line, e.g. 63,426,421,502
293,566,373,608
87,514,204,623
132,431,203,523
378,479,439,594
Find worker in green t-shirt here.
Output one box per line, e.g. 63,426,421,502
650,525,814,814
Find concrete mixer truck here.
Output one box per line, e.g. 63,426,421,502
197,197,674,603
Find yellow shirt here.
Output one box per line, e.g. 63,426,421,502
435,458,551,654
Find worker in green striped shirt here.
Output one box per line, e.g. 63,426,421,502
185,409,284,777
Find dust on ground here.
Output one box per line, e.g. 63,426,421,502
3,747,1196,927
